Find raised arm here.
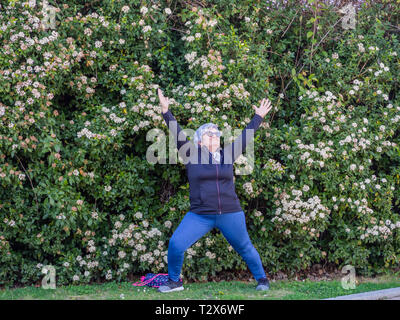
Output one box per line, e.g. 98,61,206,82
162,109,191,151
158,88,191,152
223,98,272,163
223,113,263,163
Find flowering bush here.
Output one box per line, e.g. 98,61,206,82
1,0,399,287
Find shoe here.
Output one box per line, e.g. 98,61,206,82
256,277,270,291
157,278,184,293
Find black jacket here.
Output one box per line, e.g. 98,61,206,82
162,109,264,214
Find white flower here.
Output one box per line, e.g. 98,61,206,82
140,6,148,15
165,8,172,15
114,221,122,229
143,25,152,33
135,212,143,219
164,220,172,228
121,6,130,13
254,210,262,217
243,182,253,194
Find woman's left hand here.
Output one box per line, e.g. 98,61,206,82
253,98,272,118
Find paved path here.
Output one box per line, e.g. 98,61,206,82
325,287,400,300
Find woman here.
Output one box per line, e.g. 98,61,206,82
157,88,272,293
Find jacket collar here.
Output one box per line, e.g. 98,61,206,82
198,144,223,164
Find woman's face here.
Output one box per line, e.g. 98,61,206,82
199,128,220,153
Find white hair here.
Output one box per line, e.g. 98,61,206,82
193,123,219,145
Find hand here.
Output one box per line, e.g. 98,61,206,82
158,88,170,114
253,98,272,118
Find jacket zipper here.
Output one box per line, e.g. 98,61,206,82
216,163,222,214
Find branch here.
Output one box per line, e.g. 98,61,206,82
281,8,300,38
15,154,40,216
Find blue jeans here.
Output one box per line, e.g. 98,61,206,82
167,210,266,282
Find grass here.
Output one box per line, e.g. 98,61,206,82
1,274,400,300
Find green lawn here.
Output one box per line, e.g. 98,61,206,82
1,275,400,300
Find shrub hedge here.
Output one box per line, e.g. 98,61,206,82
0,0,399,287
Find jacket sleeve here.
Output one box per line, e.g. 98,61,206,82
223,113,264,163
162,109,191,151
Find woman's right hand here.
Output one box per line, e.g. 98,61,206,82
158,88,169,114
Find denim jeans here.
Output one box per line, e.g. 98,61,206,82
167,210,266,282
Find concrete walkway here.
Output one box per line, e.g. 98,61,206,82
325,287,400,300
